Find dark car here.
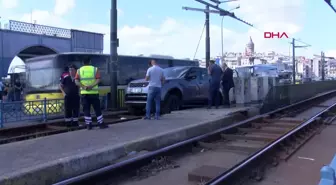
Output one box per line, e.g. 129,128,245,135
125,66,223,115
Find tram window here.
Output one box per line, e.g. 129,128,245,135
168,60,173,67
172,60,185,66
92,56,109,86
27,58,54,69
90,55,108,68
137,57,149,80
156,59,169,68
57,55,82,68
119,56,139,85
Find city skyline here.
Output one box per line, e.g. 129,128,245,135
1,0,336,62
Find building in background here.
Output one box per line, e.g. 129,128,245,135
327,60,336,78
197,37,320,75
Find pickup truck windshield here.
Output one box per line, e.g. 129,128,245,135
163,67,189,78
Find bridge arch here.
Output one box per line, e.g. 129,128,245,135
16,45,58,61
8,45,58,74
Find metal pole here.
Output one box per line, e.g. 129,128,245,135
205,5,210,68
321,51,325,81
110,0,118,109
292,38,296,84
221,16,224,59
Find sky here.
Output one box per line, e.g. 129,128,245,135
1,0,336,71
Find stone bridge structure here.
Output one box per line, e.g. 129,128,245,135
0,20,104,77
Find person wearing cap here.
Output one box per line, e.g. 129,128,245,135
59,64,80,127
75,58,108,130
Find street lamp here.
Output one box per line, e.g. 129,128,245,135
221,5,240,58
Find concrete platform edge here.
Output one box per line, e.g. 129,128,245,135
0,107,257,185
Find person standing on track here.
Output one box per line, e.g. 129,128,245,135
59,64,80,127
144,59,165,120
75,58,108,130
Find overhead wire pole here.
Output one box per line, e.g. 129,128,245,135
324,0,336,13
322,52,325,80
205,5,210,68
291,38,310,84
182,0,252,68
314,53,335,81
110,0,119,110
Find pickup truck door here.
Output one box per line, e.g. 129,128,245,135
184,68,200,103
197,68,210,100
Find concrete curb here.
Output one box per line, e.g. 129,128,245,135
0,108,258,185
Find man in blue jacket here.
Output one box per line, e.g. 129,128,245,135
208,60,223,109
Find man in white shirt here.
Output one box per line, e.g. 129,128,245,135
144,59,165,120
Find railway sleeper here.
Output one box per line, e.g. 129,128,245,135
279,124,324,160
220,140,266,153
220,133,278,142
313,104,330,108
197,141,219,150
277,117,306,123
188,165,227,183
271,121,301,126
238,127,290,135
253,122,297,129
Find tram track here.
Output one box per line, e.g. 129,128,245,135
0,106,206,145
51,90,336,185
0,112,141,145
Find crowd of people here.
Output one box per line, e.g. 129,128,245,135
143,59,235,120
60,58,234,129
207,60,234,109
0,78,23,102
60,58,108,130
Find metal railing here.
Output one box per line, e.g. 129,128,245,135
260,80,336,113
0,88,127,127
0,96,109,128
9,20,71,38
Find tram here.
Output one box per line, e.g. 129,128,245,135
24,52,199,114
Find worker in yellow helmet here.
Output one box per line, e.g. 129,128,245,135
75,57,108,130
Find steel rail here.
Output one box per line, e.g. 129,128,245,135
53,90,336,185
0,115,141,145
206,101,336,184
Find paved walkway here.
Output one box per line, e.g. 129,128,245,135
0,107,253,185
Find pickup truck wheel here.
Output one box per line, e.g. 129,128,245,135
163,95,181,113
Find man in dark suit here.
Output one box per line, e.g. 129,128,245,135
208,60,223,109
221,63,234,107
